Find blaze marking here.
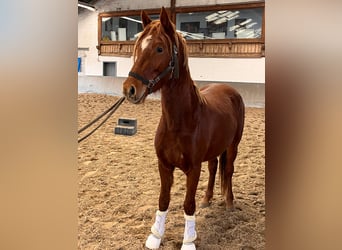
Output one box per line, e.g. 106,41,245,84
141,35,152,51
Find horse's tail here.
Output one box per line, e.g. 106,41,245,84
219,150,228,196
234,93,245,146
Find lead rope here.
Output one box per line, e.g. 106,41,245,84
78,96,125,143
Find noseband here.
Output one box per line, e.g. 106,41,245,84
129,45,179,94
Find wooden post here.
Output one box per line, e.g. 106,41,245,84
170,0,176,23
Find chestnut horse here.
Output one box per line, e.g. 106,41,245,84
122,8,245,250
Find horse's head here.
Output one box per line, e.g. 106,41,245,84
123,7,180,104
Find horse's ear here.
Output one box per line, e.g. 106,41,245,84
141,11,152,28
160,7,175,36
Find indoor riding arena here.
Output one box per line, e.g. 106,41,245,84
78,1,265,249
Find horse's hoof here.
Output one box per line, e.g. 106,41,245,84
226,205,235,212
145,234,161,249
181,242,196,250
199,202,210,208
225,200,234,211
241,246,256,250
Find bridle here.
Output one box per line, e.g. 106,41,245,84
128,44,179,94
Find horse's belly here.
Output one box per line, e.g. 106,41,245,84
200,119,237,161
202,139,233,161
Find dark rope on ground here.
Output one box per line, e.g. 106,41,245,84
78,96,125,143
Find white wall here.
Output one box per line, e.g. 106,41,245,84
189,57,265,83
96,56,265,84
78,10,101,75
78,76,265,107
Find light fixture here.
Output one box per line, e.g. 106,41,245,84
246,22,257,29
78,1,96,12
226,11,240,19
102,17,111,22
239,18,252,26
120,16,142,24
205,13,218,22
214,17,227,25
206,10,240,23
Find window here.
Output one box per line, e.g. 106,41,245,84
103,62,116,76
97,2,265,58
101,14,159,41
176,8,263,40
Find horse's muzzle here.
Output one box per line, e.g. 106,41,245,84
128,85,136,97
123,82,146,104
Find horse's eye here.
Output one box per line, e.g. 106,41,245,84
156,47,163,53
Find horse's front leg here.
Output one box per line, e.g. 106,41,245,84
145,160,174,249
182,165,201,250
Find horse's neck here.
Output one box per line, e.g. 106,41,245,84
160,75,201,132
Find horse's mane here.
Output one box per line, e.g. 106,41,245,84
193,82,207,105
175,32,189,70
173,33,207,105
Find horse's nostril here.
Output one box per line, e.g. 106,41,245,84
129,85,136,96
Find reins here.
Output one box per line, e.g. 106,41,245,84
78,96,125,143
129,45,179,94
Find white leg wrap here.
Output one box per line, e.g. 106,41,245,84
145,234,162,250
181,242,196,250
151,210,168,238
181,213,197,250
145,210,168,249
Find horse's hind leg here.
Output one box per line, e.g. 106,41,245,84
224,144,238,210
200,158,218,208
